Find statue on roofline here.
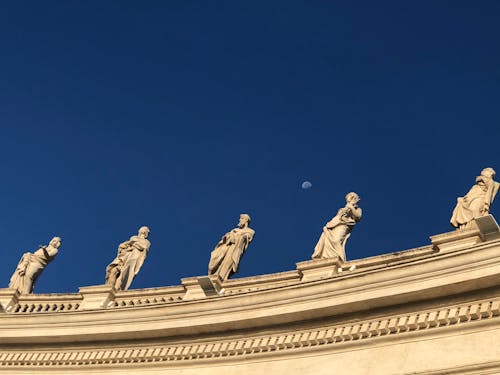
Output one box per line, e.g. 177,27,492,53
451,167,499,230
208,214,255,281
105,226,151,291
9,237,62,294
312,192,362,262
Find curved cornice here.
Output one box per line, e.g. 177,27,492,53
1,295,499,368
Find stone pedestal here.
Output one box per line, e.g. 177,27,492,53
79,284,116,310
476,214,500,240
296,258,342,282
0,288,18,313
431,215,500,252
182,275,222,300
430,229,481,252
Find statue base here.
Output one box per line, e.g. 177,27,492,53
296,257,342,282
79,284,116,310
431,215,500,252
0,288,19,313
181,275,223,300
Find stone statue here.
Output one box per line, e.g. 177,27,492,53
208,214,255,281
105,226,151,291
312,192,362,261
8,237,62,294
451,167,499,230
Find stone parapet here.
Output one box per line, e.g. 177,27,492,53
112,285,185,308
6,292,82,314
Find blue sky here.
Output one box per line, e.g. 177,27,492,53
0,1,499,293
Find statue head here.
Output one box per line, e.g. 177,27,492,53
138,226,150,238
481,167,496,179
238,214,251,227
49,237,62,249
345,192,360,204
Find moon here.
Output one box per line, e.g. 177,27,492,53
301,181,312,190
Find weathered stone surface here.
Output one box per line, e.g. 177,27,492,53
208,214,254,281
105,226,151,291
312,192,362,261
8,237,61,294
451,167,499,230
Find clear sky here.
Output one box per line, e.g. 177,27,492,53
0,1,499,293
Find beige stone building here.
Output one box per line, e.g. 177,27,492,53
1,216,500,374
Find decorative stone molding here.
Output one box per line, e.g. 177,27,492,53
12,299,81,314
6,293,83,314
1,297,499,367
111,285,185,308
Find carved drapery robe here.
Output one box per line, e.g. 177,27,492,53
9,246,57,294
209,227,255,281
312,204,362,261
451,175,499,229
106,235,151,291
